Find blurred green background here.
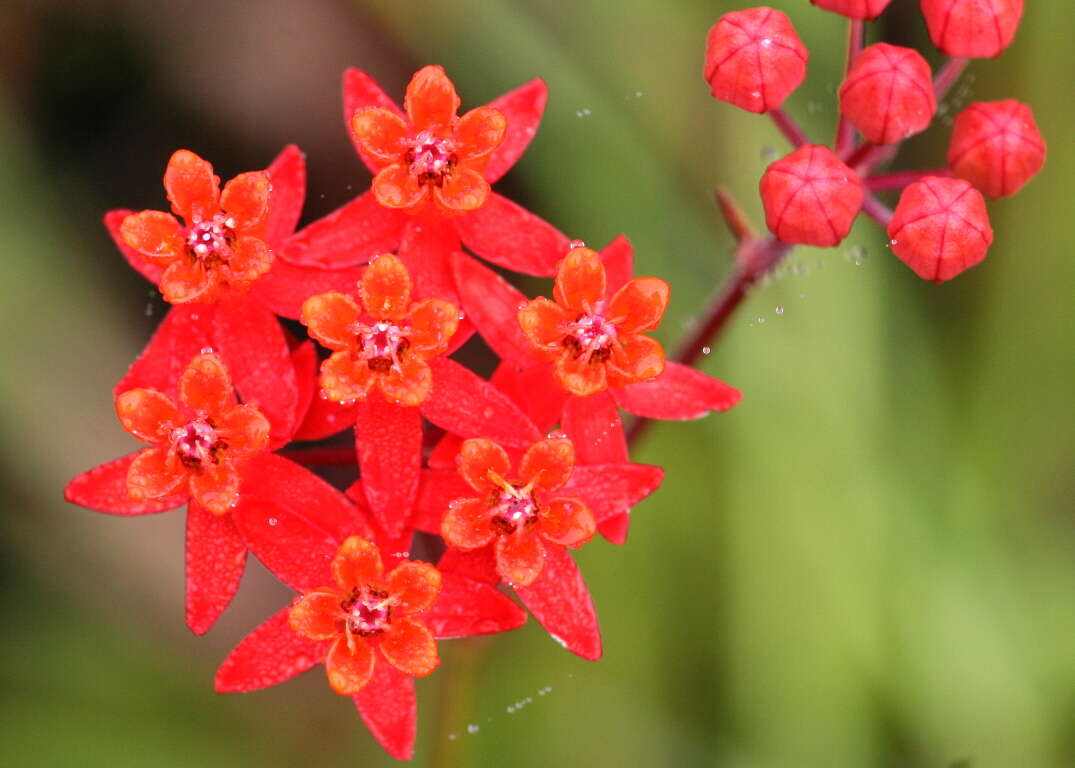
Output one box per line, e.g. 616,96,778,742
2,1,1072,766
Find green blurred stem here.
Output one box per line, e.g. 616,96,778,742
834,19,865,156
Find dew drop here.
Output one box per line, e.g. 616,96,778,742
775,305,784,315
448,733,457,741
457,311,466,320
267,517,278,527
568,239,586,249
517,302,528,311
199,347,214,355
467,724,480,735
756,316,765,324
145,303,154,316
634,90,643,98
701,346,712,355
550,634,569,649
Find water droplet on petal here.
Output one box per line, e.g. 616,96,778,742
200,347,214,355
569,240,586,249
268,517,278,527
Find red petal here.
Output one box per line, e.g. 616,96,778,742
425,572,526,638
65,453,188,515
280,191,405,269
352,108,410,165
221,171,271,232
189,461,242,515
484,78,548,183
326,636,376,694
379,355,434,408
490,363,569,434
379,617,439,676
397,213,463,307
159,258,215,304
601,234,634,295
404,65,459,131
421,358,542,449
128,447,188,501
539,497,596,548
437,546,500,585
597,512,630,546
164,149,220,222
409,470,474,533
519,438,575,493
185,500,246,635
119,210,183,262
451,251,532,366
554,247,606,312
454,107,507,162
495,532,546,588
352,662,417,761
213,294,299,447
608,277,669,334
115,303,215,401
455,193,570,276
360,253,411,322
178,353,236,417
215,608,323,693
301,292,362,351
263,144,306,251
342,68,407,175
288,341,318,436
332,535,384,592
115,388,181,443
457,438,511,494
252,258,367,320
354,396,422,538
561,391,627,464
105,209,164,284
372,165,425,209
433,166,489,212
441,497,496,550
293,395,358,442
513,545,601,660
560,463,665,524
387,561,442,616
611,361,742,419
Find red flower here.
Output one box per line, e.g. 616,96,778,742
839,44,936,145
703,7,809,114
759,145,863,246
947,100,1046,199
888,176,993,282
810,0,892,19
920,0,1024,59
441,437,596,587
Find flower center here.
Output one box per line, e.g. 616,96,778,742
345,588,392,637
406,131,456,185
563,313,618,364
491,488,539,535
170,418,223,468
355,321,410,373
186,214,236,266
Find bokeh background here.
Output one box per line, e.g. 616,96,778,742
2,1,1072,766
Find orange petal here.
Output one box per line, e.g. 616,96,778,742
120,210,184,261
519,438,575,493
127,447,187,500
379,618,439,677
404,65,460,131
190,461,242,514
540,497,596,548
288,589,343,641
454,107,507,162
325,636,375,695
495,531,546,587
378,355,433,407
386,562,442,616
607,335,665,387
179,353,236,416
553,247,606,312
372,165,425,209
164,149,220,222
331,536,384,592
518,297,568,356
302,293,362,351
406,299,459,357
160,258,215,304
608,277,669,334
554,354,608,397
217,403,270,456
221,171,271,232
434,167,489,212
224,237,273,283
360,254,411,321
115,389,181,443
458,438,511,494
441,497,497,550
352,108,410,165
319,351,375,403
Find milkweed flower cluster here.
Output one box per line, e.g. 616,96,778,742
65,65,742,760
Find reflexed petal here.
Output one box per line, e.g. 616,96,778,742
353,397,423,538
301,293,362,351
540,497,596,548
189,461,242,515
106,208,165,283
214,608,323,693
119,210,184,261
221,171,271,232
217,404,270,456
281,191,405,269
372,165,425,209
331,536,384,591
554,355,608,397
115,389,180,443
352,108,410,165
263,144,305,251
458,438,511,493
483,78,547,183
424,572,527,638
65,453,188,515
387,562,442,616
434,167,489,212
608,277,669,334
404,65,460,130
164,149,220,222
455,193,569,276
607,335,665,387
611,361,742,420
114,304,214,401
558,462,666,525
495,532,546,588
454,107,507,162
179,353,235,416
325,636,375,695
560,390,627,464
441,497,496,550
518,297,568,356
352,664,417,761
513,544,601,660
224,237,272,283
288,589,343,640
519,438,575,493
379,355,433,407
380,617,439,677
127,447,187,500
601,234,635,294
343,68,407,174
185,501,246,635
407,299,459,357
320,351,375,402
360,254,411,321
553,247,606,312
451,252,532,365
160,258,215,304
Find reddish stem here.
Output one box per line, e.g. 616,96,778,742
714,187,754,243
933,57,969,102
769,107,811,148
278,447,356,466
866,168,953,190
860,193,894,228
834,19,865,156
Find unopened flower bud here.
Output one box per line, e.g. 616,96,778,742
947,100,1045,199
759,145,863,247
839,44,936,145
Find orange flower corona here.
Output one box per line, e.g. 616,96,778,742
120,150,273,303
352,65,506,214
518,246,669,396
115,354,270,514
289,537,442,695
441,437,597,587
301,253,459,407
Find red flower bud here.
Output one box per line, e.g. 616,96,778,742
920,0,1024,59
759,145,863,247
947,100,1046,199
839,44,936,145
888,177,993,282
703,7,808,114
810,0,892,20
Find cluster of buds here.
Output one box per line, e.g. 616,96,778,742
704,1,1044,282
65,65,742,760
